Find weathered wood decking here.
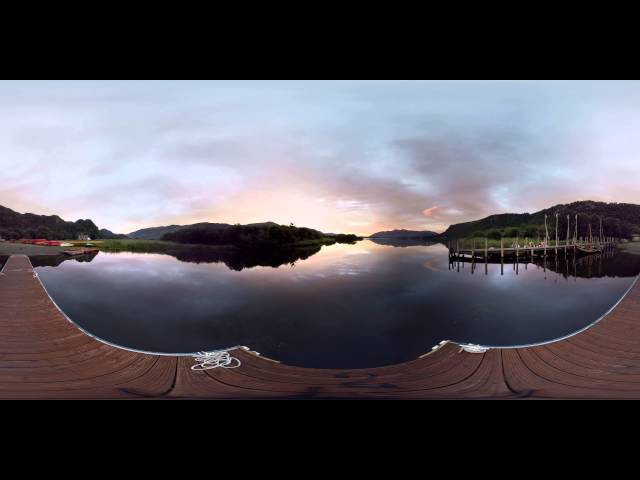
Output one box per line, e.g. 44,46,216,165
1,254,640,399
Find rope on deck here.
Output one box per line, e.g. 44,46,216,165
191,350,241,370
459,344,490,354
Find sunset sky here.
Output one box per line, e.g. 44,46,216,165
1,80,640,235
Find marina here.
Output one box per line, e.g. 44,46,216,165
450,238,618,261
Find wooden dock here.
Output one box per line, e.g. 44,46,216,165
2,253,640,399
449,238,618,262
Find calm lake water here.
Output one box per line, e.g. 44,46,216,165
34,240,640,369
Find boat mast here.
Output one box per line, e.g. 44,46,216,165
600,216,604,243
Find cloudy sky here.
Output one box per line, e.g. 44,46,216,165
1,80,639,235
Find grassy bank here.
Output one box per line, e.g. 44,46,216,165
97,239,237,254
95,238,339,253
98,239,176,253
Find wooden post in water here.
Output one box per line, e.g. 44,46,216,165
543,215,548,258
600,216,604,245
574,214,578,246
501,237,504,260
589,224,593,248
485,238,488,275
555,212,559,256
566,214,570,255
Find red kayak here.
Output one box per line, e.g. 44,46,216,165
20,239,48,244
19,239,62,246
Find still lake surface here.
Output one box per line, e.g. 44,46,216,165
34,240,640,369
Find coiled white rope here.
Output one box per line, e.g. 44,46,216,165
459,344,490,354
191,350,241,370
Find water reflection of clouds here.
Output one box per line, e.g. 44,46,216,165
335,263,371,276
423,260,447,272
35,240,640,368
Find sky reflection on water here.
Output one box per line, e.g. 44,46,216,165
34,241,640,368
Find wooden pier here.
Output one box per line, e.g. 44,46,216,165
449,238,618,262
2,254,640,399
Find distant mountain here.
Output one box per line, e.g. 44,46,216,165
0,205,100,240
99,228,128,239
370,238,438,247
370,229,439,239
442,201,640,240
128,225,189,240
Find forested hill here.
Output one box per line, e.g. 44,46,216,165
162,223,362,247
442,201,640,240
127,222,280,240
0,205,100,240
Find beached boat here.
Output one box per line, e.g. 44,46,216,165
62,248,99,256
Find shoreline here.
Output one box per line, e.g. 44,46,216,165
619,242,640,255
0,242,70,256
0,237,346,258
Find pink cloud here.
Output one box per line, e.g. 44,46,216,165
422,205,443,217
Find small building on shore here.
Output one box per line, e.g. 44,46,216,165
632,234,640,243
77,233,91,241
